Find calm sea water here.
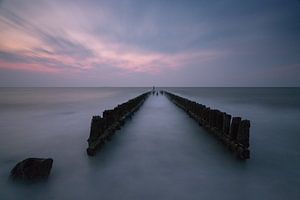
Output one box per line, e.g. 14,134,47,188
0,87,300,200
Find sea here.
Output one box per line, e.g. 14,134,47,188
0,87,299,200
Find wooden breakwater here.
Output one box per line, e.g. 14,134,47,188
87,92,150,156
164,91,250,160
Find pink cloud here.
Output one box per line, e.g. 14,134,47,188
0,60,60,73
0,8,225,75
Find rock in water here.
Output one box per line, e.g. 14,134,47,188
10,158,53,181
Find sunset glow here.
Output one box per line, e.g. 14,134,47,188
0,0,299,86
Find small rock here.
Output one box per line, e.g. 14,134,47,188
10,158,53,181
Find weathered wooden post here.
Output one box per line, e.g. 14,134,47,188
237,120,250,148
215,111,224,138
230,117,241,140
87,92,150,156
222,113,231,135
164,91,251,160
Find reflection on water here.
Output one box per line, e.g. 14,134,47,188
0,87,300,199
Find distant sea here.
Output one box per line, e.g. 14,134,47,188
1,87,300,200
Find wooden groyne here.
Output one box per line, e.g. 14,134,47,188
164,91,250,160
87,92,150,156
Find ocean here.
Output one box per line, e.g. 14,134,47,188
0,87,300,200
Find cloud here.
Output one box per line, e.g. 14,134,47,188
0,5,224,74
0,0,299,86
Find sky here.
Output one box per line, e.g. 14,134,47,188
0,0,299,87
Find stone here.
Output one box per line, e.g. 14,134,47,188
10,158,53,181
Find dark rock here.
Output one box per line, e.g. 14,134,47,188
10,158,53,181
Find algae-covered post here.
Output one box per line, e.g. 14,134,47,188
164,91,250,160
87,92,150,156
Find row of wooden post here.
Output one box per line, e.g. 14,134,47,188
164,91,250,159
87,92,150,156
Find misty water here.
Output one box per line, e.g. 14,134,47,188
0,87,300,200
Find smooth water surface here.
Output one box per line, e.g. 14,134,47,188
0,87,300,200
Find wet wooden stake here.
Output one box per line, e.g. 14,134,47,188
164,91,250,160
87,92,150,156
